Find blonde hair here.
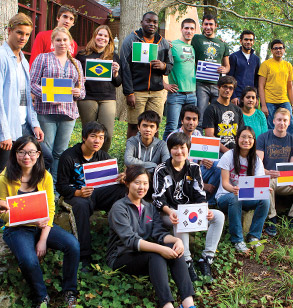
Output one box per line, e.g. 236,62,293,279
8,13,33,30
274,107,291,119
81,25,114,59
51,27,82,89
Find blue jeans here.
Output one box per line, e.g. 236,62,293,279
217,193,270,243
196,82,219,130
3,224,80,303
200,161,221,205
163,92,197,140
266,102,293,135
38,114,76,183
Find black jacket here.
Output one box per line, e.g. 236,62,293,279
120,28,173,95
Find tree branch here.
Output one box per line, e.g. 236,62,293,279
175,0,293,28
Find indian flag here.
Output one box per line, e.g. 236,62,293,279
132,42,158,63
189,136,220,161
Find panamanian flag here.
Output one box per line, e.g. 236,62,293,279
132,42,158,63
238,176,270,200
196,60,221,82
83,159,119,188
41,78,73,102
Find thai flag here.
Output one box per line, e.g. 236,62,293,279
83,159,119,188
238,176,270,200
196,60,221,82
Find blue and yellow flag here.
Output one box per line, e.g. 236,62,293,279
85,59,113,81
41,78,73,103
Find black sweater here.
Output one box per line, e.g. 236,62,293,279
76,52,122,101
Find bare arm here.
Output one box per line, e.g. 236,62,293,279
287,80,293,105
258,76,268,117
221,56,230,74
204,127,229,153
221,169,239,195
256,149,279,178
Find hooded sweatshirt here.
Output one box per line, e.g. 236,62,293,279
124,133,170,173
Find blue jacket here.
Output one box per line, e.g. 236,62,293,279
0,42,39,142
228,47,260,99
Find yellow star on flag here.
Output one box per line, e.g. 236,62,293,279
12,201,18,208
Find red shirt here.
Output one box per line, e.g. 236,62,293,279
29,30,78,68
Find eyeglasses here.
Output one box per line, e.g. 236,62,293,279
16,150,39,157
221,85,234,91
239,135,254,140
272,47,284,50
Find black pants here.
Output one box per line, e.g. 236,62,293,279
65,184,126,257
113,245,195,307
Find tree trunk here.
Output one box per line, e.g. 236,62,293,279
0,1,18,45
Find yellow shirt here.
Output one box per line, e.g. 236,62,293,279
258,58,292,104
0,170,55,227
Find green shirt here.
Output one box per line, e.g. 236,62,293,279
191,34,229,84
243,109,268,139
168,39,196,92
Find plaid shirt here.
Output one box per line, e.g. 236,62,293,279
30,52,85,119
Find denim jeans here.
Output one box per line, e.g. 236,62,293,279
38,114,76,183
266,102,293,135
163,92,197,140
217,193,270,243
196,82,219,130
200,161,221,205
161,209,225,261
3,224,80,303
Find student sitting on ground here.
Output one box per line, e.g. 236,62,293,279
107,165,196,308
56,122,126,271
216,126,270,253
0,136,79,308
153,132,225,282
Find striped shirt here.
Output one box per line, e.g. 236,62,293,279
30,52,85,119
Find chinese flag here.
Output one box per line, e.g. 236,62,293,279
7,191,48,226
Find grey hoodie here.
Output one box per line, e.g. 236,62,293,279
106,195,170,268
124,133,170,173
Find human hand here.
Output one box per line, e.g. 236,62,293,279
117,172,126,184
33,127,44,142
268,170,280,178
172,239,184,258
150,60,165,70
207,209,214,221
36,239,47,258
164,83,178,93
34,217,50,229
159,245,178,259
0,200,9,213
0,139,12,151
217,66,227,74
126,95,136,108
204,183,215,194
202,159,213,169
169,210,179,224
261,105,269,117
231,98,239,106
72,87,81,98
75,186,94,198
112,61,120,78
167,40,173,48
233,185,240,196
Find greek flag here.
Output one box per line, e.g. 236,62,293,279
196,60,221,82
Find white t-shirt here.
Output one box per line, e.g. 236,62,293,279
215,149,265,199
242,51,250,62
17,61,27,125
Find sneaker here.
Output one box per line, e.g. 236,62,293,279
186,260,198,282
65,291,77,308
36,295,49,308
246,236,262,248
234,241,249,253
265,216,277,237
198,256,213,282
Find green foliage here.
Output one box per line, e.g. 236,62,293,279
269,244,293,266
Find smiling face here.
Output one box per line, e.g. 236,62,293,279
170,143,189,165
16,142,40,170
181,111,199,134
238,129,255,151
83,131,105,153
57,12,75,29
243,91,257,110
52,31,71,54
273,112,290,135
202,18,217,38
95,28,110,50
127,173,149,201
240,34,254,52
271,43,285,60
141,13,158,37
8,25,32,52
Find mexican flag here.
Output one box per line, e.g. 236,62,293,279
85,59,113,81
132,42,158,63
189,136,220,161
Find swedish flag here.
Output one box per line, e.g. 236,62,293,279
41,78,73,102
85,59,113,81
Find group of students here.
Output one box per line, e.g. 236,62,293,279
0,5,293,308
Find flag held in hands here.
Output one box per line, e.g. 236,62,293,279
41,78,73,103
276,163,293,186
238,176,270,200
83,159,119,188
196,60,221,82
7,191,49,226
189,136,220,161
85,59,113,81
132,42,158,63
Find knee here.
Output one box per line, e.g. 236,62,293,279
70,198,92,217
18,254,40,273
65,236,80,256
210,209,225,226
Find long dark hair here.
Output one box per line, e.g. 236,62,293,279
233,126,257,176
6,136,45,188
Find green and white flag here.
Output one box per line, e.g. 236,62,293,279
85,59,113,81
132,42,158,63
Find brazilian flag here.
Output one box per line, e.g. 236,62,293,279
85,59,113,81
